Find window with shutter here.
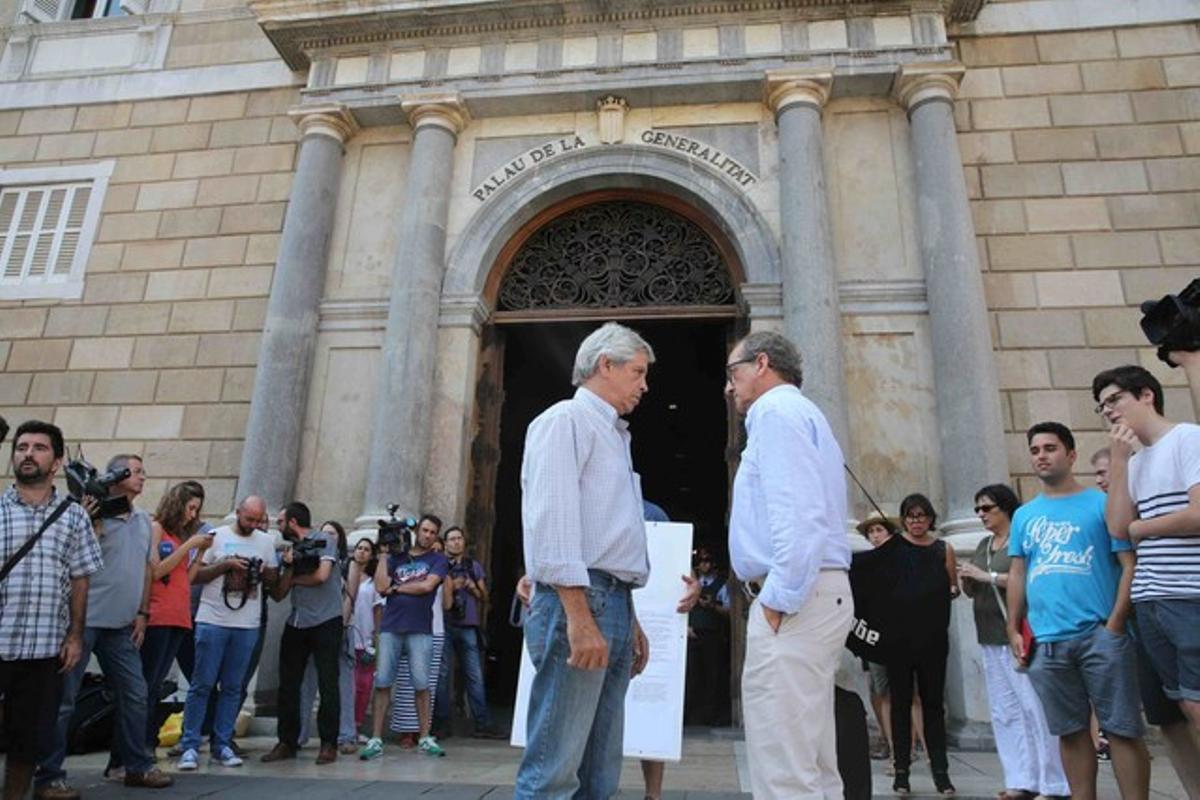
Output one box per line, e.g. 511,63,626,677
18,0,69,23
0,162,111,300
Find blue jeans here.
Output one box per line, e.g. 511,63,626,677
179,623,258,753
514,571,633,800
36,626,153,786
376,631,433,690
446,625,492,727
1136,598,1200,703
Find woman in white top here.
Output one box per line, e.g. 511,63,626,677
347,537,383,733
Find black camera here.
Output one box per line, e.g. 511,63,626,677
64,452,132,518
448,557,476,622
1141,278,1200,366
378,504,417,552
290,537,326,576
222,555,264,611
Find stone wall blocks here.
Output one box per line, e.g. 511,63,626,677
9,339,71,371
960,67,1004,99
68,337,135,370
207,440,244,476
53,406,120,439
0,111,22,136
987,233,1073,270
196,175,259,207
132,334,200,369
27,370,94,403
995,350,1053,389
181,403,250,439
17,107,76,136
102,185,138,214
183,236,248,268
151,123,213,154
106,303,172,336
187,93,249,123
1072,232,1161,268
1132,89,1200,123
46,305,108,337
245,88,300,118
0,137,39,163
221,367,255,402
158,207,223,239
959,35,1039,67
91,370,158,404
1001,64,1082,96
981,163,1063,198
111,154,176,184
130,99,189,127
1050,93,1134,127
35,133,96,161
1145,157,1200,191
0,373,32,405
958,132,1015,165
1120,266,1200,302
972,199,1027,234
74,104,133,132
141,439,211,476
210,118,272,148
1164,55,1200,88
1082,59,1167,93
997,309,1086,348
168,300,237,333
1034,270,1125,307
218,202,286,235
98,211,161,243
195,332,261,367
972,97,1051,130
136,179,200,211
0,307,47,338
231,298,267,330
245,234,280,264
1034,30,1118,63
1116,24,1200,59
1061,161,1148,195
1107,193,1199,229
256,173,293,202
87,243,124,274
121,240,185,272
173,149,237,179
1048,347,1137,389
1024,198,1110,232
207,265,272,298
144,269,210,301
964,166,982,199
232,144,295,174
154,368,224,403
116,405,185,439
1084,307,1151,347
1159,229,1200,265
267,118,301,144
93,128,153,157
983,272,1038,308
1184,123,1200,154
83,272,149,304
1096,125,1182,159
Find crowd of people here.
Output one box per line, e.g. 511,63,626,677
0,418,505,800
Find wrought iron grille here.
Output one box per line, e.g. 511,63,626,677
497,201,735,312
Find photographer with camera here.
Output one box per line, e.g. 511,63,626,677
360,513,449,760
440,526,504,739
1,421,101,800
175,496,277,771
261,502,344,766
35,454,175,798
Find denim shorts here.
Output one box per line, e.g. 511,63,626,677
1026,623,1145,739
375,631,433,691
1135,597,1200,703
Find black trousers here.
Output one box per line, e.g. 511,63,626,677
886,638,949,775
277,616,342,748
685,630,728,725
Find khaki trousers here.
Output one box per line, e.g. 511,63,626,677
742,570,854,799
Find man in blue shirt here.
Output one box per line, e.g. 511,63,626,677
1006,421,1149,800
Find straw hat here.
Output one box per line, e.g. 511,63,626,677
855,511,899,537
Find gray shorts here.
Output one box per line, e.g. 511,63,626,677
1026,624,1145,739
868,661,889,696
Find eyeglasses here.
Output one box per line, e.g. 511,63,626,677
904,512,929,521
1094,390,1128,415
974,503,997,514
725,357,756,379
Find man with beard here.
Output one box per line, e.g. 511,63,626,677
1,421,102,800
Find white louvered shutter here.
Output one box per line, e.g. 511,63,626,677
118,0,147,14
18,0,69,22
0,183,92,286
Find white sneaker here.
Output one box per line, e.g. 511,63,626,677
178,749,199,771
211,746,243,767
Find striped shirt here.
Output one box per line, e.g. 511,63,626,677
1128,422,1200,602
521,387,649,588
0,486,103,660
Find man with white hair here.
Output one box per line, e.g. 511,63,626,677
514,321,655,799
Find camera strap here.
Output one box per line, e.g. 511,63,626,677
0,497,76,583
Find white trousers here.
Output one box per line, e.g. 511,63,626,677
980,643,1070,796
742,571,855,799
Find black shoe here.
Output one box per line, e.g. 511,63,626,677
471,725,508,740
229,739,248,758
933,773,956,796
893,770,910,795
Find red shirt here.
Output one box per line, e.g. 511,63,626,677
148,530,193,629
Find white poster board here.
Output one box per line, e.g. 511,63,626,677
510,521,693,761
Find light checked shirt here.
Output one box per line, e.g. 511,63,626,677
729,384,851,614
0,486,102,660
522,386,650,588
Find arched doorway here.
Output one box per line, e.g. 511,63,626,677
465,190,744,728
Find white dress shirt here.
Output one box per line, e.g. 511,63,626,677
521,387,650,588
729,384,851,613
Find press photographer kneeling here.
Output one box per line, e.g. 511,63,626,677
261,502,345,766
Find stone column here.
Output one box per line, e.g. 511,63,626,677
895,63,1008,527
765,70,851,449
360,95,468,524
236,105,358,511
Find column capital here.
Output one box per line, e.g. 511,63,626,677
894,62,967,113
401,93,470,136
764,69,833,116
287,103,359,144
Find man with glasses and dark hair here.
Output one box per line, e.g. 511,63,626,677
1005,421,1149,800
1096,365,1200,744
2,421,102,800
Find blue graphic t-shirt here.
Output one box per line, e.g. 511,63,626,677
1009,488,1132,643
380,550,449,635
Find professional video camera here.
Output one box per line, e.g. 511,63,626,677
378,503,417,552
64,451,132,518
290,537,327,576
1141,278,1200,366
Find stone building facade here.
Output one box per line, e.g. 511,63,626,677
1,0,1197,733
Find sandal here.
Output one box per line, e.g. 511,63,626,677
934,773,956,796
893,770,911,795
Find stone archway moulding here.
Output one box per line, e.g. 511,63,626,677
442,143,782,316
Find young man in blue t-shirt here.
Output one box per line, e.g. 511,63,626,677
1006,421,1149,800
360,514,448,761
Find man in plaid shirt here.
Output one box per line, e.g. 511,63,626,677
0,420,101,800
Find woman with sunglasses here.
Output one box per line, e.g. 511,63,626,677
887,493,957,796
959,485,1069,800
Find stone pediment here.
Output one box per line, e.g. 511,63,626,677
250,0,987,70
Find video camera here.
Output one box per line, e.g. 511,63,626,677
1141,278,1200,366
290,537,326,576
64,451,132,518
378,503,417,552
